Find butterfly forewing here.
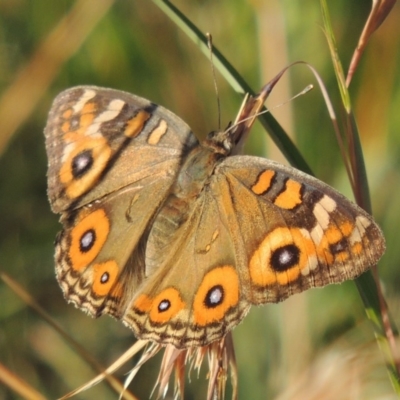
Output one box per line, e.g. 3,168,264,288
213,156,385,304
45,86,198,213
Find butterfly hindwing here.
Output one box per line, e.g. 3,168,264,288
122,187,251,348
54,175,177,319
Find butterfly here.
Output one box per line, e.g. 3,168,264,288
44,82,385,349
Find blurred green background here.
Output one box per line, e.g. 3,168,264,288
0,1,399,399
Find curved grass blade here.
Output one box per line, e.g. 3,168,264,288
347,0,397,87
321,0,400,391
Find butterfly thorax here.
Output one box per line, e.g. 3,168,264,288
144,141,226,273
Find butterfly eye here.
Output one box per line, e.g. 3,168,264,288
205,285,224,308
72,149,94,179
271,244,300,271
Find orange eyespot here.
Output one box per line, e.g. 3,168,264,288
193,266,239,326
249,227,317,287
68,209,110,271
133,288,186,324
149,288,185,324
92,261,119,296
59,137,112,199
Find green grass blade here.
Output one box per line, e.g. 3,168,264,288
321,0,400,392
321,0,372,212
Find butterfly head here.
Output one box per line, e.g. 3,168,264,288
204,129,236,155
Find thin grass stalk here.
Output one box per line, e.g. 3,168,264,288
321,0,400,391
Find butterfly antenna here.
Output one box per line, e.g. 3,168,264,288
260,84,314,115
226,83,314,132
207,33,221,130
